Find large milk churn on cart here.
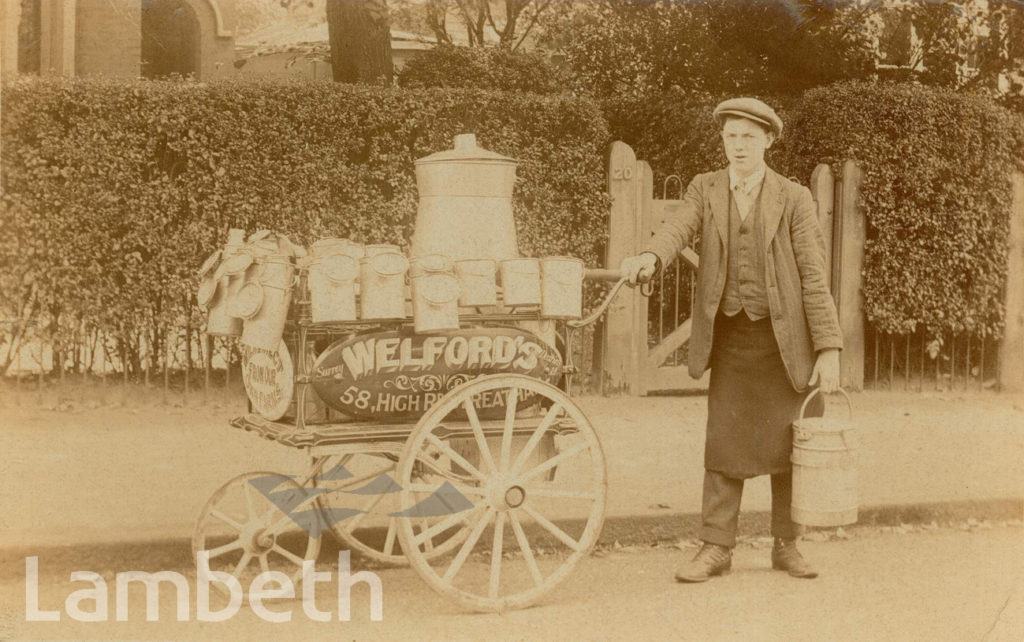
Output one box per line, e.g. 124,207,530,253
411,133,519,261
791,389,858,527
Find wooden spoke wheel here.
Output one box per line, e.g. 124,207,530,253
395,374,607,613
313,451,473,566
192,471,321,598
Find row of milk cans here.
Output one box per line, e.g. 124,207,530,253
197,229,585,350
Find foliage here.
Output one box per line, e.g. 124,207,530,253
551,0,877,99
787,81,1024,338
397,43,566,93
552,0,1024,105
0,77,610,372
883,0,1024,94
236,0,326,41
391,0,564,49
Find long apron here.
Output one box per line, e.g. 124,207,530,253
705,311,823,479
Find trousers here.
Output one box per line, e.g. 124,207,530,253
699,469,801,548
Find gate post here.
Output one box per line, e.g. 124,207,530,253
999,171,1024,392
810,163,835,294
635,160,654,395
604,142,645,394
833,160,866,390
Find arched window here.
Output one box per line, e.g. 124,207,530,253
141,0,200,78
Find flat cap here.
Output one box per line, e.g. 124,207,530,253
713,97,783,138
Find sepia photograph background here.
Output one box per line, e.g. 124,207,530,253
1,0,1023,639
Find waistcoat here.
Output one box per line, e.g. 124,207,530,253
720,191,769,319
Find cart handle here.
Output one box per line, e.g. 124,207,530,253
568,273,637,329
584,268,626,282
585,267,654,297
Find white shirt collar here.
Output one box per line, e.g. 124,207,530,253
729,164,766,194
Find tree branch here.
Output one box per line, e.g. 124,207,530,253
425,0,454,45
485,0,503,38
513,0,551,51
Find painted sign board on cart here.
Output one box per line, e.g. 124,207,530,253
240,341,295,421
311,327,561,420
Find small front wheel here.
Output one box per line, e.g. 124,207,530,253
192,471,321,598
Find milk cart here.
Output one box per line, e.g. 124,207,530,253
192,134,639,612
193,269,629,613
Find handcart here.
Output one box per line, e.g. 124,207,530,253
193,267,633,613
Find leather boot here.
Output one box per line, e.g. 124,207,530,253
674,543,732,583
771,538,818,578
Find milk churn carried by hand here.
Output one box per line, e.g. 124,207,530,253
791,389,858,527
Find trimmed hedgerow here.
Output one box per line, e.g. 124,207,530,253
0,77,610,358
788,81,1024,338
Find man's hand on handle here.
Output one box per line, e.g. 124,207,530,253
809,348,840,393
620,252,659,286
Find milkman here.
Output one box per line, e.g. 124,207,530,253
621,97,842,583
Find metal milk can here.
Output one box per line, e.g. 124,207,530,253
411,133,519,261
411,272,461,333
199,229,248,337
359,248,409,320
500,257,541,308
540,256,584,319
309,239,363,323
308,254,360,323
455,259,497,307
233,253,295,351
791,388,858,527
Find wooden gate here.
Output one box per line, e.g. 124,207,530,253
603,141,707,395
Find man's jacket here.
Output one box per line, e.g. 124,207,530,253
645,167,843,391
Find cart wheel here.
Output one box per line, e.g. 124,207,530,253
395,374,607,612
192,471,321,598
314,451,473,566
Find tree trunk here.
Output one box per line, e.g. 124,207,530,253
48,305,62,377
326,0,394,84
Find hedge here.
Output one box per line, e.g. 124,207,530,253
605,83,1024,340
789,81,1024,338
0,78,610,371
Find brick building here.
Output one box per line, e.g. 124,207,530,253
0,0,236,79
